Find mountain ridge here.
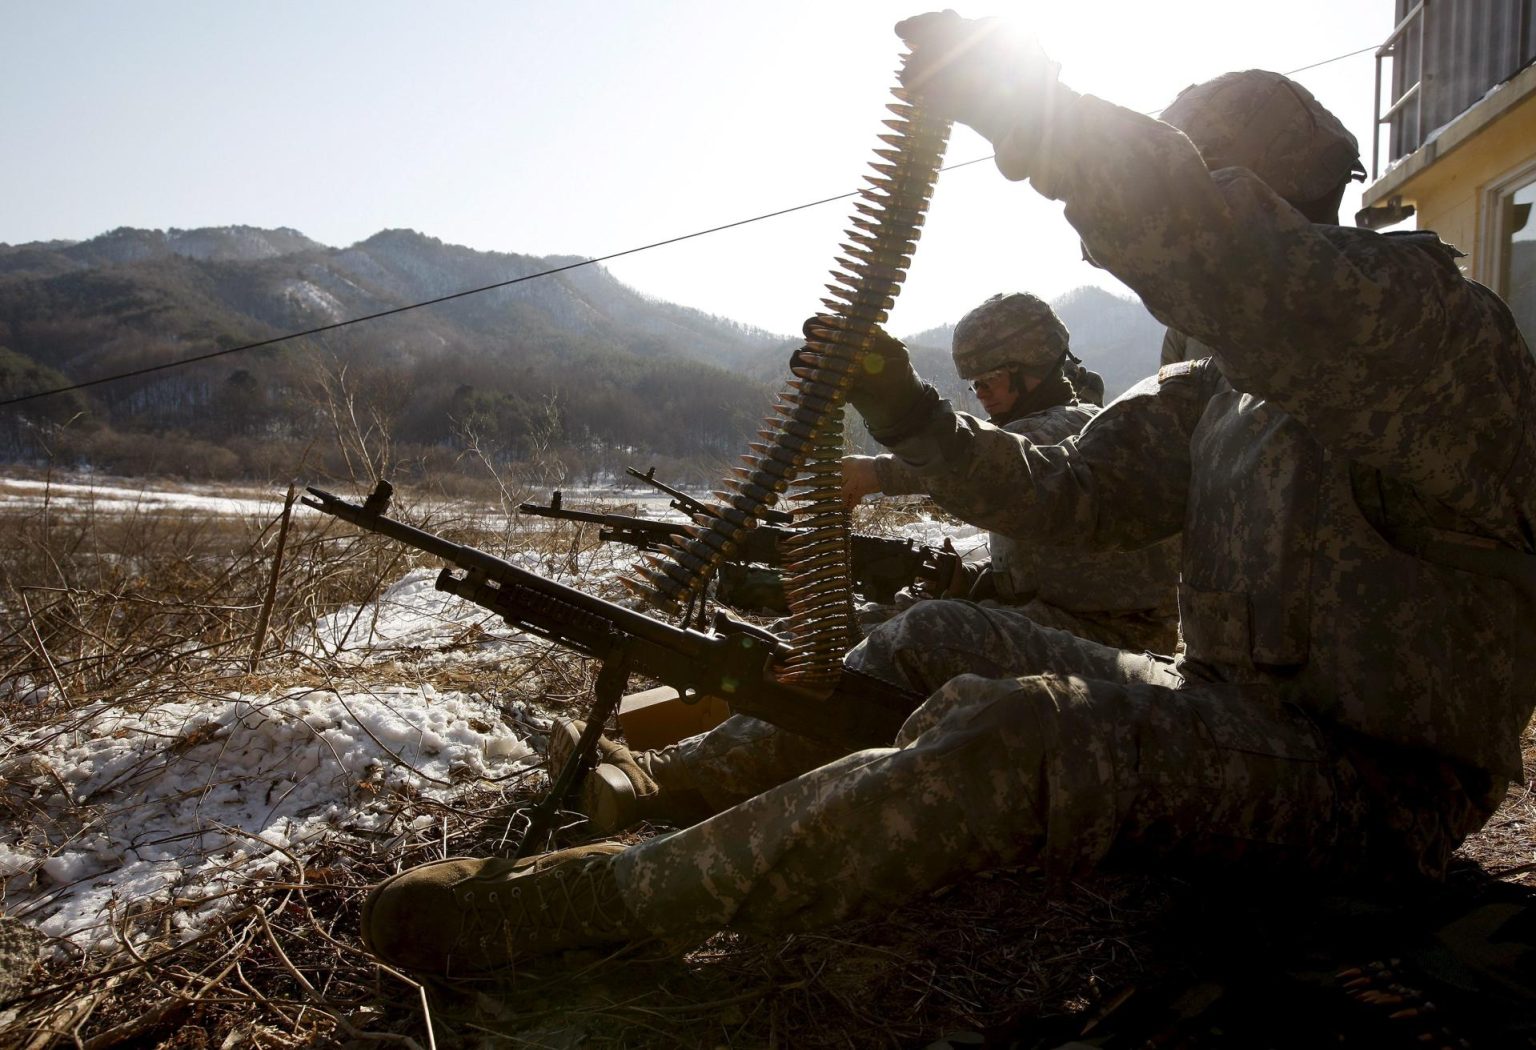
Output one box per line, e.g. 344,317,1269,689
0,224,1166,482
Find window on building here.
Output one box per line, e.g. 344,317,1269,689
1498,179,1536,351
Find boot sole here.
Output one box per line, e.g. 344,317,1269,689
547,719,585,777
582,763,639,834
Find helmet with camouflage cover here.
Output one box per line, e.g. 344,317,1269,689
951,292,1070,381
1160,70,1366,206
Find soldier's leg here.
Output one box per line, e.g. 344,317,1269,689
549,714,848,831
366,674,1491,975
668,600,1156,806
846,597,1176,693
648,596,1167,815
614,673,1353,937
559,599,1172,832
1004,598,1181,656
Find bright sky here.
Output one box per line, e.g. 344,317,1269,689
2,1,1392,338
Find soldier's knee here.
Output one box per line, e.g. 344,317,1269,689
907,672,1130,873
897,672,1061,757
849,599,996,683
853,600,928,662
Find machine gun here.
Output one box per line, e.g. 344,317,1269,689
302,480,923,856
518,467,961,609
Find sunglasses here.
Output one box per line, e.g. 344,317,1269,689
969,369,1010,394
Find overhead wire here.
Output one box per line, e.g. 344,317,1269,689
0,41,1379,409
0,157,997,410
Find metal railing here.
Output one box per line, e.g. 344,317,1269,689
1372,0,1426,179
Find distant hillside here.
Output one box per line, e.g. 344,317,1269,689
0,226,787,484
0,224,1174,485
1050,286,1165,400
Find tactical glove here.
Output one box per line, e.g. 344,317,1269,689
965,563,998,602
895,11,1062,170
793,316,935,442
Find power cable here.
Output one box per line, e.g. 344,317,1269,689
0,43,1378,409
0,156,997,409
1286,43,1379,76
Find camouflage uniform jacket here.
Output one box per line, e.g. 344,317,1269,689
873,403,1178,615
883,91,1536,780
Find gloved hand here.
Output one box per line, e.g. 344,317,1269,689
793,316,933,440
964,563,998,602
911,540,988,601
895,11,1061,158
840,455,882,508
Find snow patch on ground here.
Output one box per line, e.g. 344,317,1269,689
0,574,540,956
0,477,286,519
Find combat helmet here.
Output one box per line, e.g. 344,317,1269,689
1160,70,1366,205
951,292,1070,381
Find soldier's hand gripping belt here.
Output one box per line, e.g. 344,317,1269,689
794,315,935,443
895,11,1062,175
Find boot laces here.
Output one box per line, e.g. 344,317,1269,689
455,852,627,964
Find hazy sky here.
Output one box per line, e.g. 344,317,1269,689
3,1,1394,338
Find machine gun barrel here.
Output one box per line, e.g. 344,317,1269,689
303,483,921,750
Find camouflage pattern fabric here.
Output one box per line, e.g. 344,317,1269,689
999,597,1176,655
951,292,1070,379
1159,69,1364,205
877,402,1180,651
1158,327,1213,368
641,712,847,813
893,90,1536,782
617,603,1495,935
608,79,1534,936
650,598,1175,814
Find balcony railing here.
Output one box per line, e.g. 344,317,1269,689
1370,0,1536,180
1373,1,1426,179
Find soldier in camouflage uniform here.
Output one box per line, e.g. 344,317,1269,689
360,17,1536,979
528,298,1174,836
843,291,1179,653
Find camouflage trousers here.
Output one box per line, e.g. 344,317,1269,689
613,600,1496,937
1007,598,1180,657
651,598,1177,811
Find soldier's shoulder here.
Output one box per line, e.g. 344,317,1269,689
1319,226,1467,275
1006,402,1095,440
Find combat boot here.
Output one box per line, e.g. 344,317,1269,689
360,842,644,977
547,719,714,833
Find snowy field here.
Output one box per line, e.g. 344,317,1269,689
1,569,546,955
0,474,684,524
0,474,975,962
0,476,290,518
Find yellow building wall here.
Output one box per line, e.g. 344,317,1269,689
1384,90,1536,285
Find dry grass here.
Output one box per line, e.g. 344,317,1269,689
0,479,1532,1050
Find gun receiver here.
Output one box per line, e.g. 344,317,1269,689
517,490,686,553
518,479,960,607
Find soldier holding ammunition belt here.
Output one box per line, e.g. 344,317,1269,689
360,13,1536,978
842,291,1179,653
